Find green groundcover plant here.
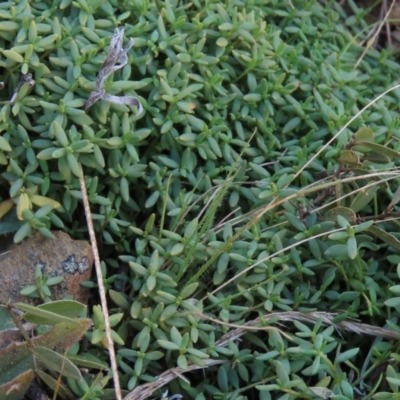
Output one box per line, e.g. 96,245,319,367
2,0,400,399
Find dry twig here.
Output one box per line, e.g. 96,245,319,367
79,165,122,400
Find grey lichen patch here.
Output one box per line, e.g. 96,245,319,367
61,255,91,274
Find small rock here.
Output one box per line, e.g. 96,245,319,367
0,231,93,304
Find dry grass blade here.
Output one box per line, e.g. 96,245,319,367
205,170,400,299
213,168,400,235
213,311,400,346
355,0,396,68
124,309,399,400
122,359,224,400
79,165,122,400
292,82,400,185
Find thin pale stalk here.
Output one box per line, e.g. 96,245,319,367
79,165,122,400
292,83,400,185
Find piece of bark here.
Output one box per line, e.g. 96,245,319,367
0,231,93,305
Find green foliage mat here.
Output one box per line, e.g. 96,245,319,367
2,0,400,399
